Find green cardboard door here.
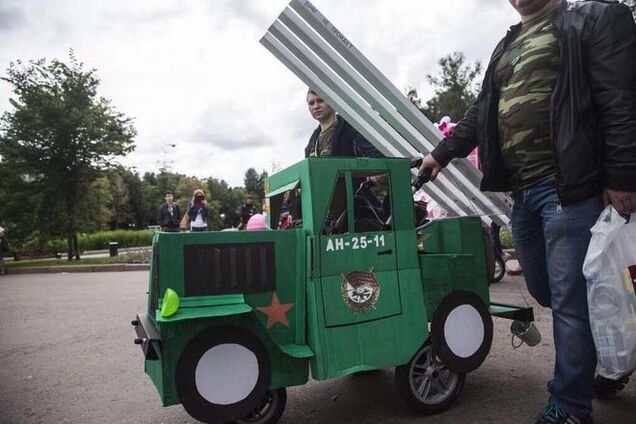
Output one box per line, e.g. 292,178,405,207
318,171,401,327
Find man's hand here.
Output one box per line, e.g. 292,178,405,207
604,189,636,214
418,154,444,182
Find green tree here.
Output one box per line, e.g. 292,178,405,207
119,168,144,228
207,177,246,228
408,52,482,124
0,167,62,249
79,176,113,232
244,168,268,203
0,52,136,259
141,172,161,226
107,170,133,229
156,171,181,198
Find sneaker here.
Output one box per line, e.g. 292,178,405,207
535,400,593,424
594,373,631,399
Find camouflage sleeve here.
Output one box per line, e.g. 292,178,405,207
590,2,636,192
431,100,479,167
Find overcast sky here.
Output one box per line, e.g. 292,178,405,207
0,0,519,187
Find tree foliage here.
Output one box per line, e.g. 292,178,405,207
0,52,136,258
80,177,114,232
244,168,268,202
0,55,276,250
208,178,246,228
408,52,482,124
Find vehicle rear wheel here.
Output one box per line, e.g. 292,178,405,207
231,388,287,424
492,256,505,283
431,290,493,373
175,326,272,424
483,229,504,284
396,341,465,415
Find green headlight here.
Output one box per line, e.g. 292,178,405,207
160,288,180,318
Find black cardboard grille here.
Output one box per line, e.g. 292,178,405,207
183,242,276,296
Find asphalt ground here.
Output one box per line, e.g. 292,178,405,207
0,271,634,424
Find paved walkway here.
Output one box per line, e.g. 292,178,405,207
0,271,633,423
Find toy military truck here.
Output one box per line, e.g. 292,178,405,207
132,157,533,424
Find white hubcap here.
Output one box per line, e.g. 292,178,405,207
195,343,259,405
443,304,484,358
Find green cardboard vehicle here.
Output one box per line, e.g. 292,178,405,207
132,157,533,424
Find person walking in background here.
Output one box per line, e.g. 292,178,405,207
418,1,636,422
187,189,209,232
0,227,9,275
158,191,181,232
239,195,257,230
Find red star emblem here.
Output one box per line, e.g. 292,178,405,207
256,293,294,329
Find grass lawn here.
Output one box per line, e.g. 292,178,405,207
5,251,149,269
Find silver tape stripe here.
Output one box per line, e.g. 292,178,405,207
287,0,511,224
275,11,482,215
275,9,502,221
260,34,469,216
265,23,475,215
287,1,511,221
289,0,445,142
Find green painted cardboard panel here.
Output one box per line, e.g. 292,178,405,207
307,268,428,380
312,316,412,377
421,216,484,255
152,229,307,350
266,179,300,198
154,229,303,298
419,216,490,289
418,253,486,320
320,270,401,327
144,356,165,404
320,232,396,274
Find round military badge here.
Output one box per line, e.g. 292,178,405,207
341,270,380,312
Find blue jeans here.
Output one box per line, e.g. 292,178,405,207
512,178,603,417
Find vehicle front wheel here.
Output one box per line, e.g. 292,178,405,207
231,388,287,424
175,326,273,424
396,341,465,415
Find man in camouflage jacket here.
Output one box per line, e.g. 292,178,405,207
419,1,636,423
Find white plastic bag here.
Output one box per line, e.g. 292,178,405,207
582,206,636,380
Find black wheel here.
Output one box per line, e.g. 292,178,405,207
492,256,505,283
482,229,497,285
175,327,272,424
430,290,493,373
396,341,465,415
594,373,631,399
231,388,286,424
